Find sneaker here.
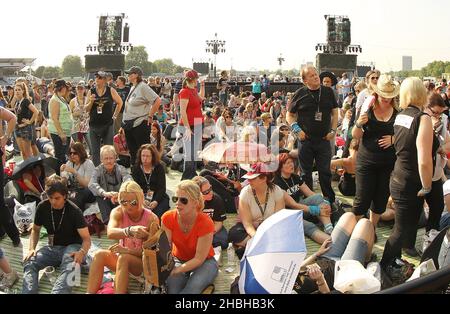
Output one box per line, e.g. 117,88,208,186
201,284,215,294
0,270,18,289
331,201,346,225
213,246,222,263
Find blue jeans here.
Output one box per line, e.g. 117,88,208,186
298,194,325,238
23,244,85,294
213,226,229,249
321,225,368,264
89,123,114,166
180,125,203,181
167,258,218,294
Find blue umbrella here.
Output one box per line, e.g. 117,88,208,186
239,209,307,294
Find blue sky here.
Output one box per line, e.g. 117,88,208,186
2,0,449,72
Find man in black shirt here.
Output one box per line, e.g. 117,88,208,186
22,176,91,294
114,76,130,134
287,66,338,206
193,177,228,250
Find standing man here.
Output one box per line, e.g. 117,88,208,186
287,66,339,209
85,71,123,166
217,70,229,105
337,73,351,106
261,74,270,96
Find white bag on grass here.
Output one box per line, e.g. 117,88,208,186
334,260,381,294
13,199,37,233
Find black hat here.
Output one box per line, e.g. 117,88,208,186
6,85,13,90
319,71,337,86
54,79,69,90
124,66,143,76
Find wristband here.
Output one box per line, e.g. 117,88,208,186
309,205,320,216
291,122,302,134
355,122,363,129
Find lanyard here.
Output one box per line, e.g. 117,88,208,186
281,176,295,190
252,187,270,217
307,87,322,113
57,95,70,112
141,166,152,189
51,206,66,234
125,82,142,103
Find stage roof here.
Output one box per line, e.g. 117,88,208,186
0,58,36,71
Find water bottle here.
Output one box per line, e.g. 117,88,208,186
226,243,235,272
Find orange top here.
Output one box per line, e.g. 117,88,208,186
162,209,215,261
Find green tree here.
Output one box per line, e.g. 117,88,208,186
61,55,83,77
153,58,177,75
34,66,46,78
43,66,61,79
125,46,150,73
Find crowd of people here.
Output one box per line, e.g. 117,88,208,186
0,64,449,294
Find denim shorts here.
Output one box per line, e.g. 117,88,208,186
321,225,368,265
0,248,4,259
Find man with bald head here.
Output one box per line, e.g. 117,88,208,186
287,66,339,209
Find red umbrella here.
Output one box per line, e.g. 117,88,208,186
200,141,275,164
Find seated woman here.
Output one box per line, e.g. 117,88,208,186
150,121,170,166
113,128,131,169
295,212,375,294
274,153,333,235
330,139,358,196
89,145,132,224
60,142,96,212
162,180,218,294
228,163,285,259
16,164,45,204
86,181,159,294
193,176,228,250
131,144,170,218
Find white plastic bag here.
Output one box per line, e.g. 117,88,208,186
334,260,381,294
13,199,37,233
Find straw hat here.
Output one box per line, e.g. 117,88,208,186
373,74,400,98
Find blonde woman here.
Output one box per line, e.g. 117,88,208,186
381,77,436,270
13,82,39,160
162,180,218,294
355,69,380,118
351,74,399,236
179,70,205,180
87,180,159,294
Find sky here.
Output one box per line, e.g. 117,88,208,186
2,0,449,73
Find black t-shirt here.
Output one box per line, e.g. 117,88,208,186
116,86,130,114
15,98,33,124
358,107,397,164
89,86,114,126
203,193,227,222
288,86,338,138
34,200,87,246
218,78,228,92
274,173,304,203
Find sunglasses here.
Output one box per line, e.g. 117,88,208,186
371,77,379,80
201,187,212,195
428,106,442,117
119,199,138,206
172,196,189,205
69,151,78,155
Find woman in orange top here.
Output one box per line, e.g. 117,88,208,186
162,180,218,294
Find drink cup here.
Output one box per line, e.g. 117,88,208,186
44,266,57,285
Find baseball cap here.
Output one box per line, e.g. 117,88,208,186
242,162,273,180
124,66,143,76
95,71,107,78
184,70,199,80
54,79,70,90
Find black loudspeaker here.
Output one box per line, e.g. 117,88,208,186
193,62,209,75
85,54,125,72
316,53,357,75
123,23,129,42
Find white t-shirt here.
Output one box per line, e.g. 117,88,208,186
239,184,284,228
